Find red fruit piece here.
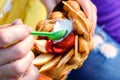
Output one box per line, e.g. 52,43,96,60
46,40,53,53
46,32,75,55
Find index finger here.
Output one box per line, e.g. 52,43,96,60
41,0,56,13
76,0,92,20
0,24,31,48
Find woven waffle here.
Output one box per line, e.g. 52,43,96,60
33,0,93,80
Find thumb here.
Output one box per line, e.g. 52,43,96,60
12,19,23,25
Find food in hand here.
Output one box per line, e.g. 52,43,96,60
33,0,93,80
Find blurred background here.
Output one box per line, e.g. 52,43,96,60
1,0,120,80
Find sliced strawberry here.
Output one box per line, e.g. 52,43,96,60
54,32,75,48
46,32,75,55
46,40,53,53
53,47,66,54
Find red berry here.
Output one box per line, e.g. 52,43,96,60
46,32,75,55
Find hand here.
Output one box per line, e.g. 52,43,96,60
41,0,61,14
0,19,39,80
41,0,97,29
76,0,97,30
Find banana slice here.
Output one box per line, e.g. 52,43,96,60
57,49,74,68
34,40,48,54
39,56,62,72
33,54,54,66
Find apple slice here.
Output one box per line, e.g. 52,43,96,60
34,40,48,54
39,56,62,72
57,49,74,67
33,54,54,66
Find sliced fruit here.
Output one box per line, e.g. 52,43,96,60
34,40,48,54
33,54,54,65
57,49,74,67
39,56,62,72
46,32,75,55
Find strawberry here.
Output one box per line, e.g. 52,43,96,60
46,40,53,53
46,32,75,55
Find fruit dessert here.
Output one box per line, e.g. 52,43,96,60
33,0,93,80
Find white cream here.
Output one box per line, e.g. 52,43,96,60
53,19,73,43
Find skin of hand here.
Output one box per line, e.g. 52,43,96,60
0,19,39,80
41,0,97,29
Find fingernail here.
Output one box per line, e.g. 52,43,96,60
12,19,23,25
29,27,33,32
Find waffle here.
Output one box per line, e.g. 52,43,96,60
33,0,93,80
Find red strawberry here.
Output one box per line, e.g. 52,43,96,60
46,40,53,53
46,32,75,55
53,32,75,54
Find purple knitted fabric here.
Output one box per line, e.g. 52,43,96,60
91,0,120,43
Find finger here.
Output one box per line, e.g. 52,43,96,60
0,19,23,29
7,77,18,80
20,65,39,80
0,51,34,78
89,1,97,29
0,35,34,65
0,24,11,29
11,19,23,25
56,0,61,4
41,0,56,13
0,24,31,47
76,0,93,20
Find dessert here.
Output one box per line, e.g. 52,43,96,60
33,0,93,80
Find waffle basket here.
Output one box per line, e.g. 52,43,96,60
33,0,93,80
